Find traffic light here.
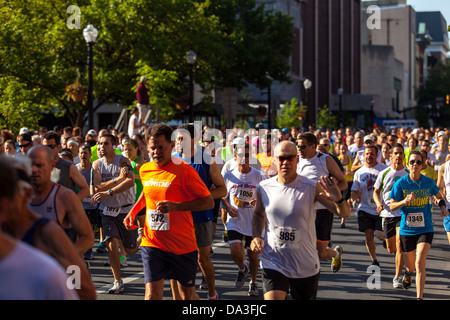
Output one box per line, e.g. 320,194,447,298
447,94,450,105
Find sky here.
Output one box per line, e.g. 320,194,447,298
407,0,450,26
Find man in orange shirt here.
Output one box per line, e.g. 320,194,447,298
124,124,214,300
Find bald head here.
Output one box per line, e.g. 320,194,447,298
274,140,298,157
28,145,54,164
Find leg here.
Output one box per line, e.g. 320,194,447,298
247,248,259,283
394,228,404,278
264,290,287,300
198,245,216,298
177,281,200,300
230,241,246,269
105,237,121,281
145,279,165,300
316,241,338,259
364,229,377,262
415,242,431,299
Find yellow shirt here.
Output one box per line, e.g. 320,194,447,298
338,154,353,182
421,166,437,182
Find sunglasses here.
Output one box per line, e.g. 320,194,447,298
45,144,58,149
19,143,31,148
237,153,250,158
298,145,311,150
276,154,297,162
409,160,423,166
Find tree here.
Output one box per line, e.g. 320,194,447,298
277,98,306,129
316,105,337,129
0,0,294,133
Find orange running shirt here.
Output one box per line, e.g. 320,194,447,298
139,160,211,255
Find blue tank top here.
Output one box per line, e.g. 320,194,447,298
175,149,214,224
22,217,51,246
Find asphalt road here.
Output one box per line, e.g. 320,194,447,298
90,207,450,301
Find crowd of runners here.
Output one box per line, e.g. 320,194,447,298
0,117,449,300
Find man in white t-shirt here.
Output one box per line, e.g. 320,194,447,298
222,142,266,296
348,131,365,159
251,141,350,300
350,145,388,267
373,143,408,288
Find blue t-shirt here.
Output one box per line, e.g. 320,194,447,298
389,174,440,236
174,149,214,224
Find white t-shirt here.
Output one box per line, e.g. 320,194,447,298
221,157,263,176
374,166,409,217
352,163,388,215
128,114,141,137
348,144,364,159
257,175,320,279
223,167,266,236
0,241,79,300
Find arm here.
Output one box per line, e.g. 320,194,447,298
58,188,95,256
69,164,89,201
326,156,348,191
208,161,227,199
373,188,385,214
250,189,266,253
315,176,350,218
390,192,414,212
92,158,135,203
37,223,96,300
156,195,214,213
124,191,146,229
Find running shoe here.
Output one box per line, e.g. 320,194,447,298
393,276,402,288
248,282,259,296
235,264,249,289
108,280,124,294
120,256,128,267
96,242,107,253
402,273,412,290
331,246,343,273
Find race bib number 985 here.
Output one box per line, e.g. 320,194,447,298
269,226,301,249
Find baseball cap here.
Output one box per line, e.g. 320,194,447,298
19,127,29,135
87,129,97,136
438,131,447,137
18,133,32,143
231,137,246,146
364,135,374,142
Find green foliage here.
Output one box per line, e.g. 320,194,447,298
316,105,337,129
277,98,306,129
0,0,294,133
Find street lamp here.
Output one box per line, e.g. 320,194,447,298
185,50,197,122
83,23,98,130
303,78,312,130
337,88,343,128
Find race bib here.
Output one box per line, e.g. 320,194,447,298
406,212,425,228
103,206,121,217
269,226,301,249
82,195,92,203
147,209,170,231
236,187,255,202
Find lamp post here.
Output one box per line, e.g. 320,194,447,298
83,23,98,130
185,50,197,123
303,78,312,130
337,87,343,128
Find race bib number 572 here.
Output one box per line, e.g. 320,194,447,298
147,209,170,230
